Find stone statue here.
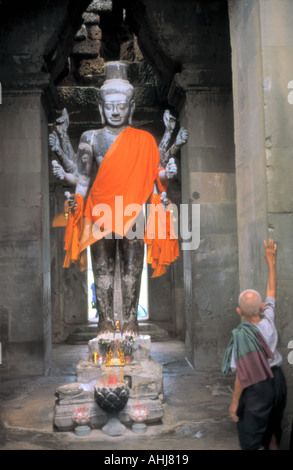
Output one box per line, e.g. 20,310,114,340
49,61,188,339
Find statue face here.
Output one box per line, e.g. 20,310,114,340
101,92,134,127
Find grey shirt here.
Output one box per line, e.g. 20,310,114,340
257,297,283,368
230,296,283,371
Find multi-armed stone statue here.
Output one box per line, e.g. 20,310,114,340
49,61,188,339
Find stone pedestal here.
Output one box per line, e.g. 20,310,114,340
53,334,164,432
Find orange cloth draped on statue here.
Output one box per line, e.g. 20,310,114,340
79,126,160,250
144,190,179,278
62,193,87,269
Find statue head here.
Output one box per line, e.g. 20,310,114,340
99,62,135,127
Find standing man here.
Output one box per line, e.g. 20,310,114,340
222,239,287,450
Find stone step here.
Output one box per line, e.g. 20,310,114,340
66,325,98,344
138,322,169,341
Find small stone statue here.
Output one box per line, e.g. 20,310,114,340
49,61,188,338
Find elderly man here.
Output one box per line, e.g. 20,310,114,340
222,239,287,450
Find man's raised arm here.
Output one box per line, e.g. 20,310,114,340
264,238,277,299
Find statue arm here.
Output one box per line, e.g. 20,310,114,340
162,127,189,162
158,109,189,166
60,131,95,209
159,110,176,166
74,131,94,199
75,176,92,199
52,160,78,186
58,132,75,167
49,108,77,174
157,127,188,185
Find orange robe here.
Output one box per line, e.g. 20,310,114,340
144,179,179,277
80,126,160,250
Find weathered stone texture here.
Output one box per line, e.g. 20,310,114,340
228,1,293,437
0,92,51,374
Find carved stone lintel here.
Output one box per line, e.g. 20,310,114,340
168,63,232,110
1,73,58,110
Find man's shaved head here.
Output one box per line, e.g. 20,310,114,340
238,289,262,317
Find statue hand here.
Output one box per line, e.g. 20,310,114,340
160,191,169,210
165,157,177,179
65,191,77,210
64,191,77,210
175,127,189,147
49,131,61,153
163,110,176,132
56,108,69,135
52,160,65,180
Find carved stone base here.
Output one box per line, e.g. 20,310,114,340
53,387,164,432
102,416,127,436
74,424,91,436
53,335,164,432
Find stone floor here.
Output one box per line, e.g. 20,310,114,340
0,339,243,452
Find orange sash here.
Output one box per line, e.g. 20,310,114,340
144,191,179,277
62,193,86,269
80,126,160,250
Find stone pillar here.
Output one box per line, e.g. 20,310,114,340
0,89,51,375
169,65,239,368
228,0,293,446
228,0,269,295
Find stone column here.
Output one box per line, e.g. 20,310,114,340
0,89,51,375
169,65,239,368
228,0,293,362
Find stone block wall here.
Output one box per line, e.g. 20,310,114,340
229,0,293,370
0,92,51,375
178,88,239,369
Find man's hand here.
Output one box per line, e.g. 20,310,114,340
229,401,239,423
264,238,277,266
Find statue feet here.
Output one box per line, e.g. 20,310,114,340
121,319,139,338
97,319,115,339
